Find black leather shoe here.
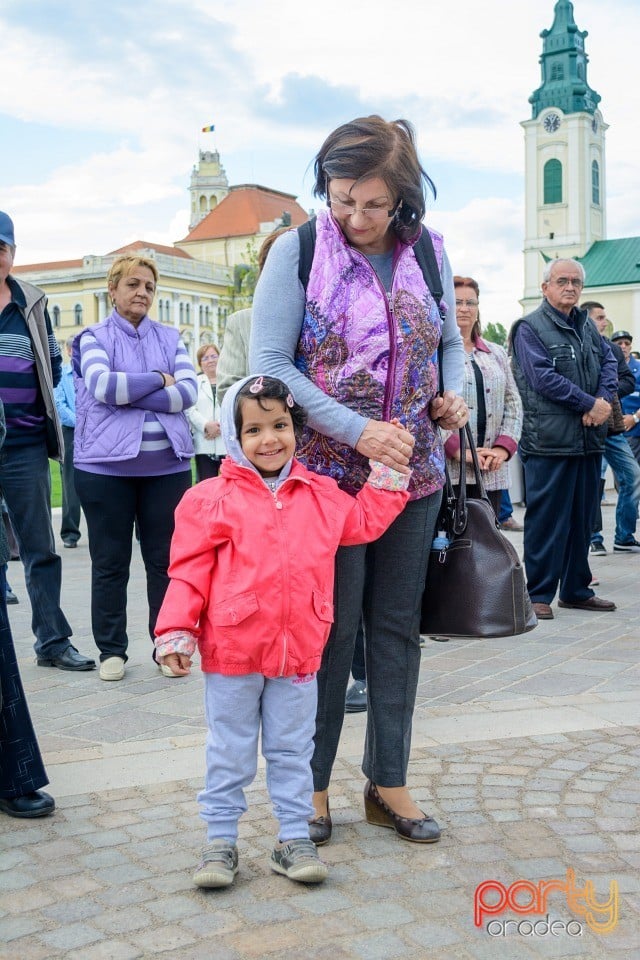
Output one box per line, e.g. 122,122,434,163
309,798,332,846
5,589,18,604
364,780,441,843
63,540,78,549
37,645,96,671
345,679,367,713
0,791,55,818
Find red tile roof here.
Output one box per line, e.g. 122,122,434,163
13,258,83,273
108,240,194,259
181,184,309,241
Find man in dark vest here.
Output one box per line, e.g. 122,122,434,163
511,259,618,620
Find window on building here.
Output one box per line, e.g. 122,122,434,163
591,160,600,205
543,159,562,204
179,303,184,323
185,303,190,324
52,305,61,328
74,304,83,326
205,306,210,325
199,195,207,215
550,62,564,81
158,300,163,322
166,299,171,320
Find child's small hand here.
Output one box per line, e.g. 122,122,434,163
161,652,192,676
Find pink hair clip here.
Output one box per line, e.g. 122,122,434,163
249,376,264,394
286,392,294,408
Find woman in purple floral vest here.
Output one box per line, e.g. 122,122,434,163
251,116,468,846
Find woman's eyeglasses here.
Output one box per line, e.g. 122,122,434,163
327,197,401,221
455,299,479,309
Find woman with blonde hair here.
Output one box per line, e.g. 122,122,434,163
73,255,197,681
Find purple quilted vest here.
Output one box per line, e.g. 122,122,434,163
295,209,446,499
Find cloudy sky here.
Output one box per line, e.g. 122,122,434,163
2,0,638,325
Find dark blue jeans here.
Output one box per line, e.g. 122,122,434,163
74,468,192,661
312,492,442,790
0,441,73,658
59,426,82,544
602,435,640,544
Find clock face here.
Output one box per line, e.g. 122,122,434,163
543,113,561,133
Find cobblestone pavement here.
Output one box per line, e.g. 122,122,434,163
1,504,638,959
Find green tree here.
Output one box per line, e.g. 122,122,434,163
483,322,508,346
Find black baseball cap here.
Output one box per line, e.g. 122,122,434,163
610,330,633,343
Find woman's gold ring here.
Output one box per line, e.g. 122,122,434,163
456,411,462,418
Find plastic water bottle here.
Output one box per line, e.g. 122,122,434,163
431,535,450,551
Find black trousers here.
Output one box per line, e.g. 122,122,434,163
0,566,48,799
312,493,441,790
195,455,223,482
521,453,600,604
74,469,192,661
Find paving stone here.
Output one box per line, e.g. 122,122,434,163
63,942,144,960
3,511,637,960
38,920,103,950
349,931,411,959
0,914,43,943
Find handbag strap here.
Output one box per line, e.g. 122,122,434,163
452,424,490,534
435,305,490,535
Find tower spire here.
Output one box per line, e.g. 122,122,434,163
529,0,600,118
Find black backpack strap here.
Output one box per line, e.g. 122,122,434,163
413,227,447,396
413,226,444,318
297,217,317,290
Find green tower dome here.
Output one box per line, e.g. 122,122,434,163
529,0,601,118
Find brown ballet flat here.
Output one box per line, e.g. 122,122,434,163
309,798,332,846
364,780,441,843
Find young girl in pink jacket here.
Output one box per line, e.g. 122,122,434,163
155,375,410,888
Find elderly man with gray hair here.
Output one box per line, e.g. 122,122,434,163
511,258,618,621
54,334,83,548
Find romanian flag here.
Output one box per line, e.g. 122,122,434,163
201,124,215,132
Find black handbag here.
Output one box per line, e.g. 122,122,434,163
420,424,537,639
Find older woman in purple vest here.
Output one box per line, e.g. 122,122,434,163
73,255,197,682
251,116,468,846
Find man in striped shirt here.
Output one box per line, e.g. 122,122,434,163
0,211,95,671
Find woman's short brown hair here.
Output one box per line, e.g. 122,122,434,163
312,115,436,242
454,275,481,342
196,343,219,366
107,255,158,291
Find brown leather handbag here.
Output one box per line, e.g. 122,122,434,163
420,425,537,639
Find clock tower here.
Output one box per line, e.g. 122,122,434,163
521,0,607,310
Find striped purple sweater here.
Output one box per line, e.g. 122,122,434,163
75,312,197,476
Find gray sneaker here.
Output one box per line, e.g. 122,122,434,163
270,838,328,883
193,840,238,888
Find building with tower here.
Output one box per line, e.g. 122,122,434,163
188,150,230,230
12,154,308,357
177,182,308,269
522,0,639,336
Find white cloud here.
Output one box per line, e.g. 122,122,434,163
1,0,637,306
435,198,526,327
